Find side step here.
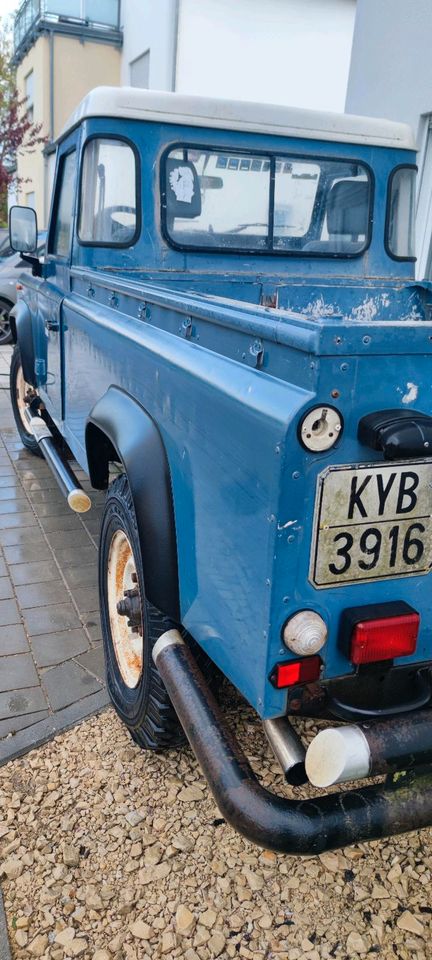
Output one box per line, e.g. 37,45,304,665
25,411,91,514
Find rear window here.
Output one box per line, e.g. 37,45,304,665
162,146,372,257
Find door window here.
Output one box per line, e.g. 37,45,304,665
78,138,138,246
50,151,76,258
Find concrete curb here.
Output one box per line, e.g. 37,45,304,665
0,689,110,765
0,885,12,960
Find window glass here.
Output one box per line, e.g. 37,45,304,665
387,167,416,259
51,151,76,258
163,147,372,256
79,138,137,245
165,149,270,250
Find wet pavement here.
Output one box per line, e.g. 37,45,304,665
0,346,108,762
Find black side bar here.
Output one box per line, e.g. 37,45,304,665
153,631,432,854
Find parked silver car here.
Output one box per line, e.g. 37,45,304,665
0,233,46,344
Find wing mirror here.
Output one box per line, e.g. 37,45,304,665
9,206,42,276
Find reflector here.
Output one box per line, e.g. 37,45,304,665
350,612,419,665
271,656,321,689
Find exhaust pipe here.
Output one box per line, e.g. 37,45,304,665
25,412,91,513
262,717,307,785
153,630,432,854
306,710,432,788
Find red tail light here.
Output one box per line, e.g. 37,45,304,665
350,612,419,665
271,656,321,689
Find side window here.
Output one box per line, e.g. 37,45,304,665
51,151,76,258
78,138,138,246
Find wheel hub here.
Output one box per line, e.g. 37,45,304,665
117,584,142,634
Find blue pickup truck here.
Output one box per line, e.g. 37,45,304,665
8,87,432,854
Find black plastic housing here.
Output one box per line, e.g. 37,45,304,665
358,409,432,460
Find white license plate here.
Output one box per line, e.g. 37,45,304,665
310,461,432,588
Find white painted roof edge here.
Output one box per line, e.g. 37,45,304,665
60,86,416,151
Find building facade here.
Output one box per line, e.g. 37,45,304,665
346,0,432,279
13,0,122,226
120,0,357,111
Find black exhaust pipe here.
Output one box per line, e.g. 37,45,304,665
153,630,432,854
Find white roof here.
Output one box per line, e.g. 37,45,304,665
61,86,416,151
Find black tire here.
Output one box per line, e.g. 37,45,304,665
9,344,42,456
0,298,13,345
99,473,220,750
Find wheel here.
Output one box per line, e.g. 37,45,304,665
0,298,13,345
100,473,215,750
9,344,42,456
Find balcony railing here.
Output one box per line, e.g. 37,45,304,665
14,0,121,61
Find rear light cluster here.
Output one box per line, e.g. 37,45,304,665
349,611,419,665
271,602,419,690
271,655,321,689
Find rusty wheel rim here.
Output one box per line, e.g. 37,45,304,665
16,363,34,432
107,529,143,689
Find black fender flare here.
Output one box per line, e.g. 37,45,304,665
86,387,180,621
10,301,36,386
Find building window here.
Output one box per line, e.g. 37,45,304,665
25,70,34,122
78,138,138,246
130,50,150,88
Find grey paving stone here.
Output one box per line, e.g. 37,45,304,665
83,613,102,643
0,558,7,578
10,559,59,586
32,628,89,668
0,598,20,626
0,653,39,692
76,647,105,681
0,624,30,656
62,564,98,588
0,512,37,529
53,545,97,566
69,585,98,614
0,499,33,515
0,476,22,488
0,709,49,739
0,486,25,500
23,602,81,636
0,527,46,547
40,515,83,533
26,488,65,504
21,477,59,491
3,541,51,564
15,579,70,609
43,660,102,711
0,685,47,720
34,502,74,518
0,577,14,600
47,528,94,549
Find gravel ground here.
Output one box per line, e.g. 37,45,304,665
0,694,431,960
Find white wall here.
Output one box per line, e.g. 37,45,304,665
176,0,356,111
120,0,177,90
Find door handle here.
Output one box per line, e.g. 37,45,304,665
46,319,59,332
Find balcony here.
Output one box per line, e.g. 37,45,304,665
13,0,122,63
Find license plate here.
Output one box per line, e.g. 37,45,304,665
310,461,432,588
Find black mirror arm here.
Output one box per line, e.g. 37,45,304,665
20,253,42,277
